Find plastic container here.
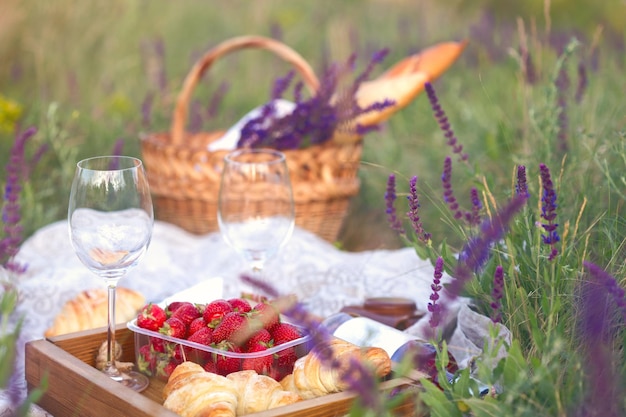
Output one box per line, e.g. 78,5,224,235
127,319,312,381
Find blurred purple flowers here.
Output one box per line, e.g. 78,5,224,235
385,174,404,234
428,257,444,328
490,265,504,323
1,126,43,275
425,82,468,161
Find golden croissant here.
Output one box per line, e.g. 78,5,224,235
279,337,391,399
163,362,301,417
44,287,145,337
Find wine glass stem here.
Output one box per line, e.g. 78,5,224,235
104,281,122,380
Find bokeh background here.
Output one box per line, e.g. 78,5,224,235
1,0,625,252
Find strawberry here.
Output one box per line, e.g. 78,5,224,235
242,343,273,375
212,311,252,346
203,359,217,374
228,298,252,313
172,302,202,326
270,322,302,345
155,359,179,380
160,316,188,339
203,299,233,326
245,328,272,351
136,303,167,331
252,302,281,330
188,326,213,346
189,316,208,335
137,344,156,375
213,341,242,376
165,301,187,316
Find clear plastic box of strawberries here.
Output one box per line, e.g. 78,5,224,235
133,297,307,381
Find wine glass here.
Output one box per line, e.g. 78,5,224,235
217,148,295,282
68,156,153,391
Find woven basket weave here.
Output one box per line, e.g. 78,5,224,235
140,36,362,242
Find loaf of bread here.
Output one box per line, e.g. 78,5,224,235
279,337,391,399
44,287,145,337
163,362,300,417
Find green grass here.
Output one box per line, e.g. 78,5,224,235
2,0,626,415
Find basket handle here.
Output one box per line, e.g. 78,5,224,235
171,35,321,145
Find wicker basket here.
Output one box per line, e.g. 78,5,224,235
140,36,363,242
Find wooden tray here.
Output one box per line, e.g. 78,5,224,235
25,325,423,417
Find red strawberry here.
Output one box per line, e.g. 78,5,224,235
242,343,273,375
137,344,156,374
252,302,281,330
136,303,167,331
188,326,213,346
270,322,302,345
203,359,217,373
155,359,179,380
189,316,208,335
213,341,242,376
172,302,202,326
245,328,272,351
203,299,233,326
228,298,252,313
212,311,252,346
149,336,166,353
160,316,188,339
165,301,187,316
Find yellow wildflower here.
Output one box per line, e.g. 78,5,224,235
0,94,23,133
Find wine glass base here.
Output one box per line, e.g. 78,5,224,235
117,370,150,392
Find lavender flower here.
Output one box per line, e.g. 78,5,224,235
575,61,587,103
407,176,430,242
575,267,623,417
425,82,468,161
556,65,570,152
447,195,527,303
490,265,504,323
464,187,482,226
1,127,38,274
237,50,394,150
385,174,404,234
141,92,153,128
240,273,384,412
428,257,444,328
539,163,560,261
441,156,463,219
515,165,529,198
583,261,626,323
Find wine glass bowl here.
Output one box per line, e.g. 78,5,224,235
68,156,153,391
218,149,295,275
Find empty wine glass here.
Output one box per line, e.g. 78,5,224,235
68,156,153,391
218,149,295,282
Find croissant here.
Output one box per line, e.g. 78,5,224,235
45,287,145,337
163,362,301,417
227,370,301,415
280,337,391,399
163,362,238,417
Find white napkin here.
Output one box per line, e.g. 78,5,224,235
207,99,296,151
159,276,224,306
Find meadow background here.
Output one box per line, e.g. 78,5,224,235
2,0,626,415
0,0,624,252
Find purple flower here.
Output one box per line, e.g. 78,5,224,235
237,50,394,150
464,187,482,226
1,126,39,273
441,157,463,220
407,176,430,242
141,92,153,128
385,174,404,234
240,273,383,412
516,165,529,198
428,257,444,328
425,82,468,161
556,66,570,152
490,265,504,323
575,61,587,103
539,163,560,261
447,195,527,303
575,263,624,417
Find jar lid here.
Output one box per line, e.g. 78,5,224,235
363,297,417,316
